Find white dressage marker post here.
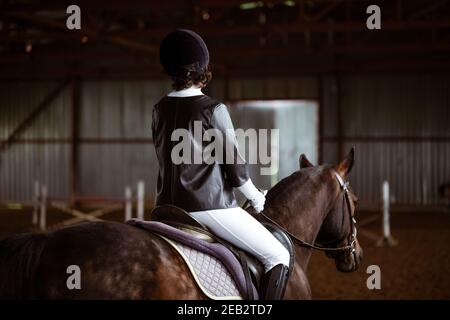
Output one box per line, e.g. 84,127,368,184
32,182,143,230
137,180,145,220
125,186,133,221
39,184,47,231
32,180,40,228
377,180,398,246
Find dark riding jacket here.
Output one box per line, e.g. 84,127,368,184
152,95,249,212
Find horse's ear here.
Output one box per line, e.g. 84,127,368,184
299,154,314,169
335,147,355,176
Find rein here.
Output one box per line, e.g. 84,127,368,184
248,171,357,254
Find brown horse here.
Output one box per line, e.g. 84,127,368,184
0,149,362,299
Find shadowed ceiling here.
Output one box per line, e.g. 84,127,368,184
1,0,450,79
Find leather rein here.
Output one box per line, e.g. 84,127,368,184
249,171,357,254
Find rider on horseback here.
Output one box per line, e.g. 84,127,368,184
153,29,290,299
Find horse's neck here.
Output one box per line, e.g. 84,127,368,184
264,171,332,271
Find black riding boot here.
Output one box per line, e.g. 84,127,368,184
259,264,289,300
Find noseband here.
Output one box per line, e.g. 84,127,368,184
259,171,358,255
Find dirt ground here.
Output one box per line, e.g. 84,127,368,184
0,205,449,299
308,210,450,299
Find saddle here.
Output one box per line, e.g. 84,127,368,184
139,204,294,300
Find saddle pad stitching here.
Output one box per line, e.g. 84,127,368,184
127,219,256,298
157,234,243,300
130,219,250,296
185,247,238,296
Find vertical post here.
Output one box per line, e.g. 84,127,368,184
397,0,403,20
422,180,428,205
137,180,145,220
70,80,81,206
336,74,344,161
377,180,398,246
344,0,352,45
298,0,305,22
382,181,391,238
125,186,132,221
32,180,40,227
39,185,47,231
224,75,230,103
318,75,324,164
270,129,279,187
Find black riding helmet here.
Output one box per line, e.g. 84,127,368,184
160,29,209,78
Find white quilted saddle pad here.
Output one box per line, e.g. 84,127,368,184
160,235,243,300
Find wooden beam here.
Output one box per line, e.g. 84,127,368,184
107,19,450,38
0,0,392,11
3,136,450,145
323,136,450,143
409,0,448,20
312,1,343,21
215,42,450,56
4,42,450,65
0,138,155,144
0,80,71,151
2,58,450,79
0,0,188,13
0,50,159,64
2,11,158,53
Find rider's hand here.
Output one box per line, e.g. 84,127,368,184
237,179,266,213
250,190,266,213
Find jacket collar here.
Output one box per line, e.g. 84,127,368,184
167,86,204,97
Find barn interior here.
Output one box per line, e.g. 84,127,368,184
0,0,449,299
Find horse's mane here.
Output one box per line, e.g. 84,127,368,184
0,232,48,298
266,165,332,204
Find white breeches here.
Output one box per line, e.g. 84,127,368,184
190,207,290,272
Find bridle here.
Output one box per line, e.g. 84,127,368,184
258,171,357,254
324,172,358,258
256,171,358,255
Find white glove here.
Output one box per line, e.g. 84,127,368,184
237,179,266,213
